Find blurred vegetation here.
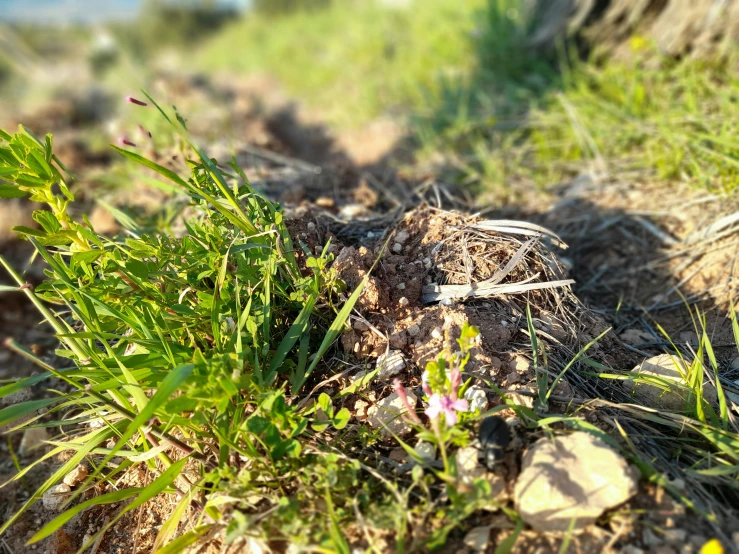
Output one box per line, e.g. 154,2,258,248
198,0,486,126
195,0,738,194
252,0,332,16
110,0,239,60
0,0,736,195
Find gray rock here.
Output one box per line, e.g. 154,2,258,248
626,354,718,411
367,391,417,436
376,350,406,380
42,484,71,511
463,526,491,552
413,441,435,463
0,388,33,407
407,323,421,338
19,427,49,456
464,386,488,412
456,446,486,485
514,432,638,532
395,230,410,244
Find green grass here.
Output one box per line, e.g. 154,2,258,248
424,49,739,195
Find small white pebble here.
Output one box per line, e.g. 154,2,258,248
307,222,316,231
376,350,406,379
395,230,410,244
431,327,443,340
501,320,508,328
464,386,489,412
414,441,435,463
397,282,406,290
366,231,375,239
440,298,453,306
422,257,432,269
392,243,403,253
398,297,409,307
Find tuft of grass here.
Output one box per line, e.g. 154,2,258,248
430,48,739,195
0,103,386,549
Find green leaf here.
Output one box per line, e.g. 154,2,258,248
0,426,117,534
292,273,368,392
30,488,143,542
0,184,25,198
0,397,61,427
155,525,214,554
246,416,270,434
272,438,301,459
333,407,351,430
11,225,45,237
318,393,332,414
152,490,192,552
267,292,318,382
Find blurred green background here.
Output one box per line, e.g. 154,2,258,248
0,0,737,201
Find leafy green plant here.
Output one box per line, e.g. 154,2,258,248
0,97,377,550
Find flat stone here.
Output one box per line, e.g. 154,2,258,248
367,390,417,436
508,355,531,373
463,526,491,552
42,483,71,511
19,427,49,456
626,354,718,411
514,432,638,532
376,350,406,380
407,323,421,338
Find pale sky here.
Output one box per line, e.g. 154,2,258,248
0,0,249,24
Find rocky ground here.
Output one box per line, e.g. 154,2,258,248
1,73,739,553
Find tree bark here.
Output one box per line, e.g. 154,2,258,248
529,0,739,59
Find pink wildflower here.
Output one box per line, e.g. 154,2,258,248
393,378,422,425
421,370,432,397
425,393,468,427
450,367,462,400
126,96,148,107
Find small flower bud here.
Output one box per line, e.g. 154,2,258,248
118,136,136,147
126,96,148,106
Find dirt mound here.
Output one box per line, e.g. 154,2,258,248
329,205,631,394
